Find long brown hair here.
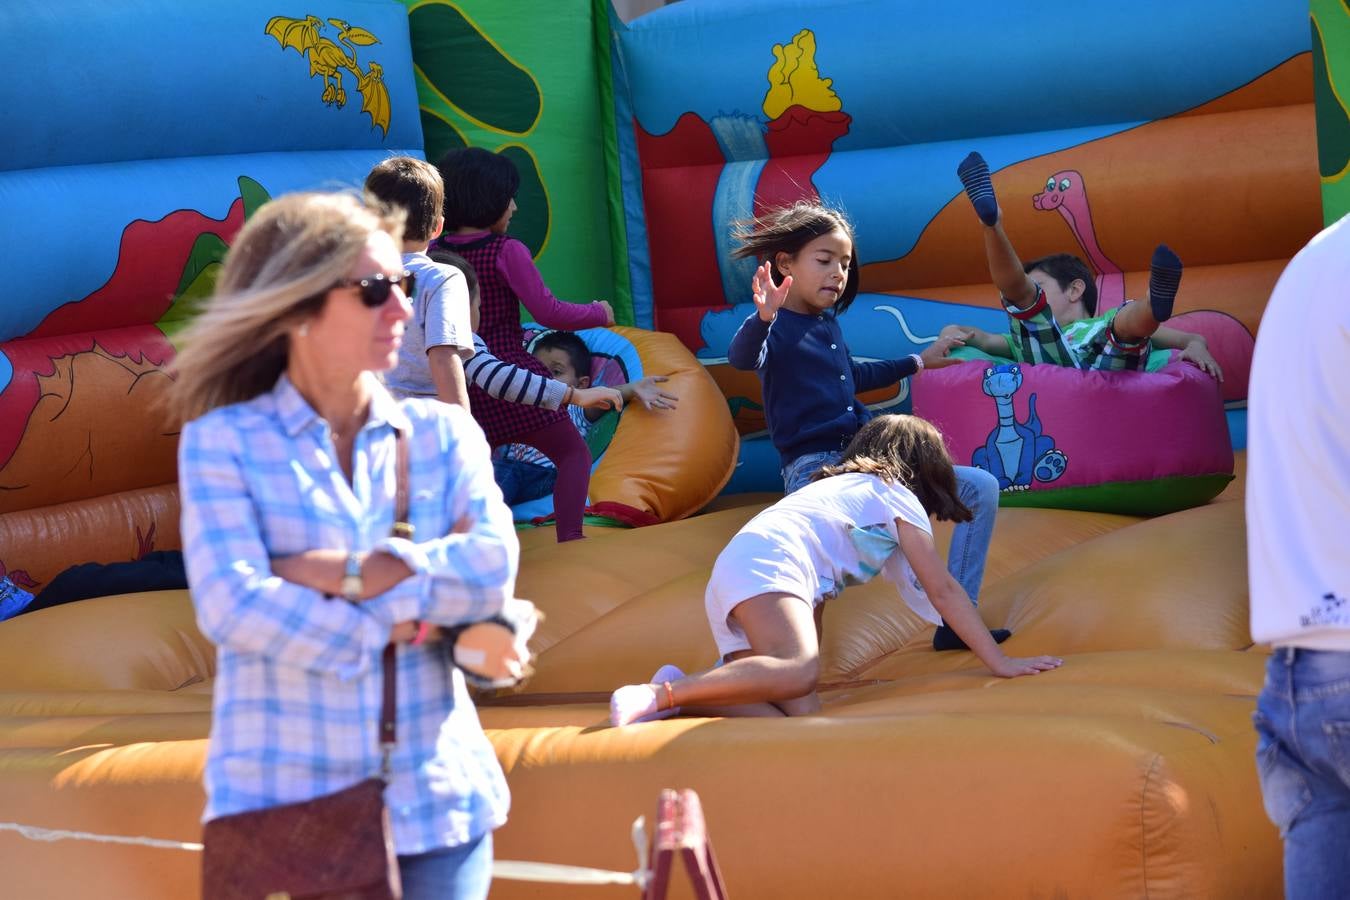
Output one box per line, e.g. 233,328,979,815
165,192,403,423
730,200,860,313
814,415,972,522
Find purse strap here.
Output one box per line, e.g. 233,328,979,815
378,428,413,779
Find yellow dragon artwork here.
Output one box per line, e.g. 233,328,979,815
265,14,391,136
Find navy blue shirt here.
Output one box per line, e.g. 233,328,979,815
727,309,918,467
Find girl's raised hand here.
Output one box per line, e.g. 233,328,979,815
751,261,792,323
988,654,1064,678
595,299,616,326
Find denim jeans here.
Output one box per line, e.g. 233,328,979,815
782,453,998,602
399,831,493,900
492,457,557,506
1254,648,1350,900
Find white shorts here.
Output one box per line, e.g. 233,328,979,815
704,531,817,658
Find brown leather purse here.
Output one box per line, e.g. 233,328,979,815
200,432,413,900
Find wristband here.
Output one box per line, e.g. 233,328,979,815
410,620,431,646
909,352,924,372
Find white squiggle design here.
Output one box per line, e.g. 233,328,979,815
872,304,939,344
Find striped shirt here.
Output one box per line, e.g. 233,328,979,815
463,333,568,410
179,373,516,854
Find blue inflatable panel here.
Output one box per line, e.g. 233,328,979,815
0,149,420,341
623,0,1307,143
0,0,421,171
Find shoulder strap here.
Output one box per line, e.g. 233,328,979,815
392,429,414,540
379,428,413,773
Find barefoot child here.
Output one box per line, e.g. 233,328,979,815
609,414,1064,725
942,151,1223,380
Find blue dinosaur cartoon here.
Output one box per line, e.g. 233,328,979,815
971,364,1068,491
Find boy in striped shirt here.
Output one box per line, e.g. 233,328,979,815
939,152,1222,381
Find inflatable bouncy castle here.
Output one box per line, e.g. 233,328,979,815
612,0,1322,502
0,0,1345,897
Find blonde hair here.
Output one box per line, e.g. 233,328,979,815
166,192,403,423
815,414,972,522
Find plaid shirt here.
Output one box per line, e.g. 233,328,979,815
179,374,516,854
1003,287,1166,372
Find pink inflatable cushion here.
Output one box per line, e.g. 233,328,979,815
912,359,1233,515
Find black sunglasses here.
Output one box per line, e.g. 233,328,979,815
332,270,416,307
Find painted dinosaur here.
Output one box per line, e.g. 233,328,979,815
1032,170,1125,313
971,364,1068,491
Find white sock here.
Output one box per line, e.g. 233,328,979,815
610,684,662,727
610,665,688,727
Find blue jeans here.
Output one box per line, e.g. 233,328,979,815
1254,648,1350,900
399,832,493,900
493,457,557,506
782,452,998,602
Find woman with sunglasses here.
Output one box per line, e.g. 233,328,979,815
169,192,522,899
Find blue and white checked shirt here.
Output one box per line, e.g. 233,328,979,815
179,373,517,855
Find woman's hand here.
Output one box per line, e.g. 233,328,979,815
453,621,530,686
751,261,792,323
629,375,678,411
595,300,616,326
987,654,1064,678
450,599,538,687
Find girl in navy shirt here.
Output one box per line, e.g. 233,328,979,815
726,201,1007,652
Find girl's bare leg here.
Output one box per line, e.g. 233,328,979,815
610,593,821,724
668,593,818,709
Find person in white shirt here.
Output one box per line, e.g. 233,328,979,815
365,156,475,409
610,414,1063,726
1247,213,1350,899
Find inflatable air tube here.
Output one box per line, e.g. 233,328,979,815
509,326,737,527
912,360,1232,515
